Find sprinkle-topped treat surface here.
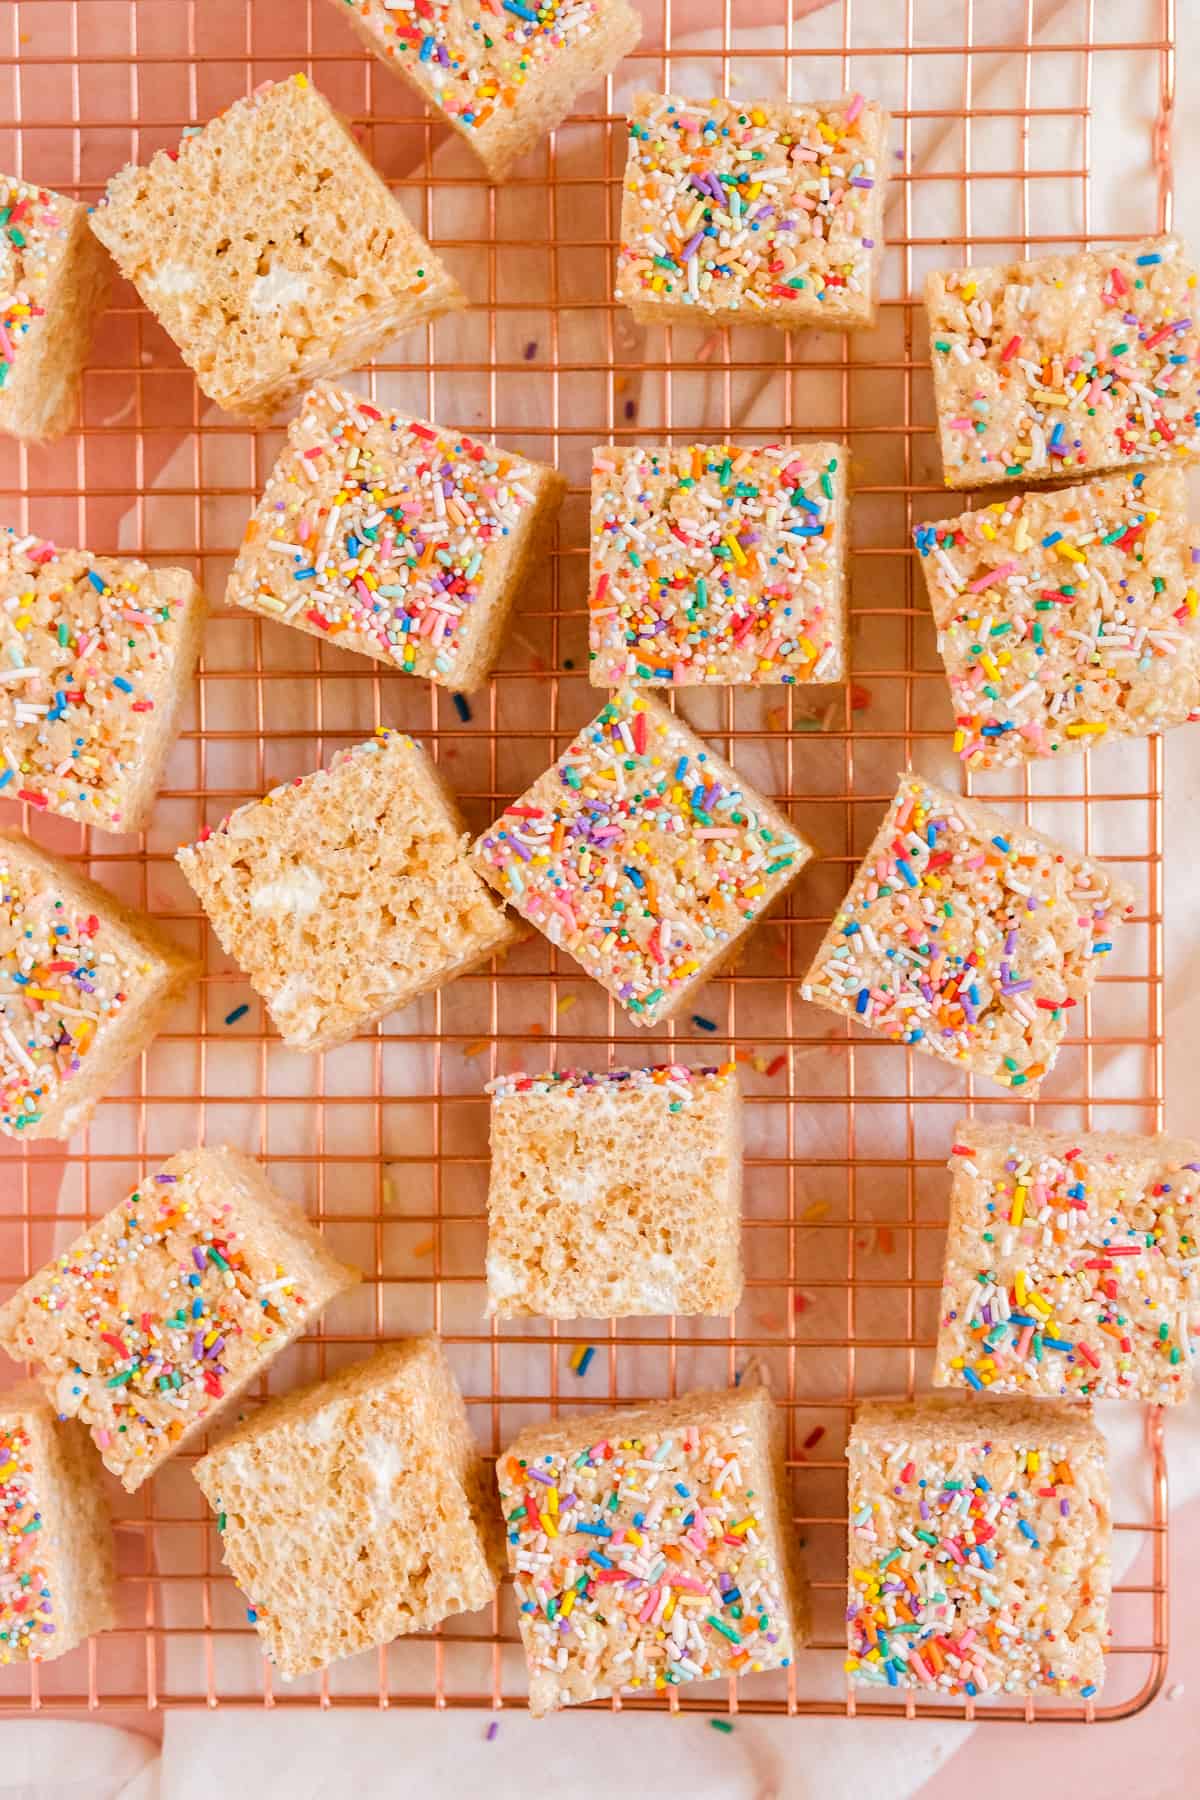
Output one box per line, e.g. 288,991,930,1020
616,92,889,330
800,774,1135,1091
588,442,848,686
497,1385,809,1714
847,1397,1111,1699
471,689,813,1028
936,1121,1199,1404
926,234,1200,488
915,467,1200,767
0,173,110,443
227,382,565,691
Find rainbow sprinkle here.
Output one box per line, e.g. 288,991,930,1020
0,178,77,400
0,1417,55,1663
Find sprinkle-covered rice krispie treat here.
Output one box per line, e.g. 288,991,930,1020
847,1396,1111,1699
616,92,890,331
926,234,1200,489
800,774,1135,1092
227,382,565,691
0,174,110,442
935,1120,1199,1404
471,689,813,1028
915,466,1200,767
589,442,848,687
498,1383,810,1713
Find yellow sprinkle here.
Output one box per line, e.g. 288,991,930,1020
1065,721,1107,737
555,995,577,1015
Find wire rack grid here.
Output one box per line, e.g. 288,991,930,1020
0,0,1177,1725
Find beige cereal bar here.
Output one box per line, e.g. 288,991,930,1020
0,530,206,832
847,1396,1111,1699
0,830,197,1141
90,75,464,421
330,0,642,184
0,1384,115,1664
177,729,519,1053
800,774,1134,1092
0,1146,360,1493
498,1383,809,1714
616,91,889,331
471,688,814,1029
226,382,565,691
589,442,848,687
915,466,1200,768
486,1063,743,1318
194,1336,501,1678
926,234,1200,489
0,174,110,442
935,1120,1199,1405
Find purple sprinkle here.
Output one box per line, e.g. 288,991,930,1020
681,231,705,262
527,1466,555,1486
192,1334,204,1359
192,1248,207,1271
850,177,874,189
155,1173,178,1184
862,237,875,248
523,341,537,361
486,1722,499,1742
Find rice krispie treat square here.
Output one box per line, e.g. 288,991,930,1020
800,774,1135,1092
0,1146,360,1492
331,0,642,184
90,75,465,421
0,830,197,1141
194,1337,501,1678
926,234,1200,489
227,382,565,691
935,1120,1200,1405
0,174,110,442
616,92,889,331
847,1397,1111,1699
177,729,519,1053
498,1384,809,1713
0,531,206,833
486,1062,743,1318
589,442,848,687
471,689,813,1029
915,466,1200,768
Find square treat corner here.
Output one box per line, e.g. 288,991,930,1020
0,173,110,443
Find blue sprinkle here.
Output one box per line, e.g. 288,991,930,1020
962,1367,984,1391
1136,253,1162,266
691,1013,717,1032
86,570,106,594
452,691,471,723
573,1345,595,1378
224,1003,250,1025
855,988,871,1015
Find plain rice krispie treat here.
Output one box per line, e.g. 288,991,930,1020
915,466,1200,768
498,1383,809,1714
89,75,465,421
471,689,813,1029
616,91,889,331
194,1337,501,1678
0,174,110,442
331,0,642,184
0,1385,115,1664
926,234,1200,489
935,1120,1199,1405
0,830,197,1141
0,531,206,832
177,729,519,1053
0,1146,360,1493
486,1063,743,1318
847,1396,1111,1699
226,381,565,691
589,442,848,687
800,774,1134,1092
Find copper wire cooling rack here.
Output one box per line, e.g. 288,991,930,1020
0,0,1177,1723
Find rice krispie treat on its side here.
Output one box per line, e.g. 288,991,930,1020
0,175,110,442
0,1146,360,1492
487,1063,743,1318
0,532,205,832
194,1336,500,1677
915,467,1200,768
0,831,196,1141
800,775,1134,1092
847,1397,1111,1699
936,1120,1199,1404
926,234,1200,489
178,730,518,1053
616,92,889,331
227,382,565,691
589,442,848,687
498,1383,809,1713
90,76,464,421
331,0,642,184
471,689,813,1029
